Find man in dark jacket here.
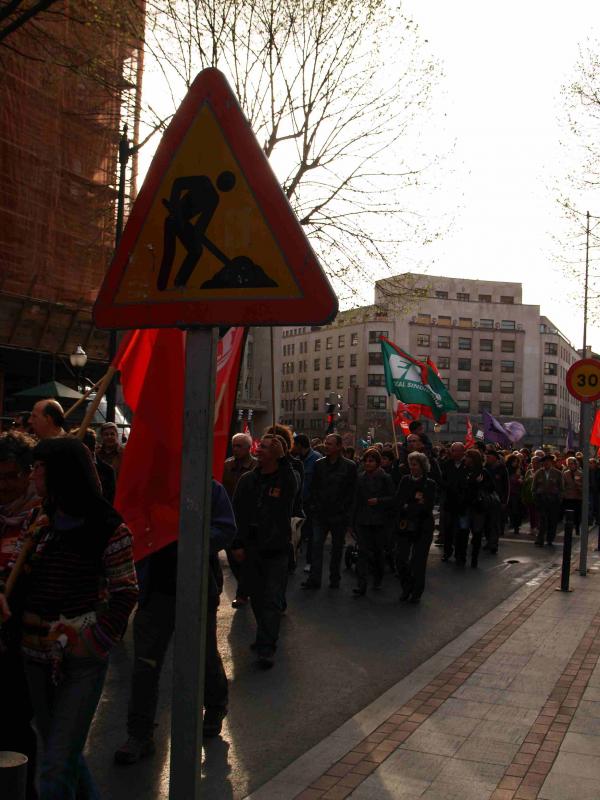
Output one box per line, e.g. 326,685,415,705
114,479,236,762
302,433,357,589
441,442,469,564
231,435,297,668
484,448,509,553
292,433,320,571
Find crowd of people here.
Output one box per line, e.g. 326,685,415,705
0,399,596,799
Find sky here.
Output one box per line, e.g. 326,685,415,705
402,0,600,350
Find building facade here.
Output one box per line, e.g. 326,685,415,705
274,274,581,446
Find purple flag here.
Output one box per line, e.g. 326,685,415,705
482,410,512,447
504,420,526,444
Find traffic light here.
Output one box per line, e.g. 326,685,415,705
325,397,342,433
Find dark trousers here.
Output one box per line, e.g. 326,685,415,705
1,649,38,799
507,496,523,532
469,510,485,566
484,498,502,552
301,516,314,565
536,495,561,544
244,549,289,653
127,591,227,740
443,509,469,562
310,519,347,586
226,549,249,599
395,526,434,599
355,524,386,588
563,498,582,534
26,655,107,800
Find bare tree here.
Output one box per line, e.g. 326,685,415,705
142,0,448,306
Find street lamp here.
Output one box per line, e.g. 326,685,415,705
291,392,308,431
69,344,88,391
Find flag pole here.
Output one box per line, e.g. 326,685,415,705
75,367,117,438
389,395,399,455
64,377,104,419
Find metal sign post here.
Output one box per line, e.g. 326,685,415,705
169,326,217,800
580,402,592,576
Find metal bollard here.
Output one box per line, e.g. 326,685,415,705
0,751,28,800
560,509,575,592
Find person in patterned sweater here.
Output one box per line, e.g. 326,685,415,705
0,436,138,799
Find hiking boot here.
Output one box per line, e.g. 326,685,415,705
114,736,156,765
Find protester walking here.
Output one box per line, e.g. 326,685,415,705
562,456,583,536
464,449,496,568
483,448,508,553
533,453,563,546
441,443,469,564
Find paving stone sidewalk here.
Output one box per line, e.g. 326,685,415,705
246,550,600,800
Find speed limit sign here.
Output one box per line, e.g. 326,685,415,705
566,358,600,402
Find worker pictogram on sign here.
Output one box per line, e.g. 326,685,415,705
93,68,338,330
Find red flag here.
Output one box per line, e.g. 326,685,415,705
113,327,245,561
426,356,440,377
465,416,475,449
591,409,600,447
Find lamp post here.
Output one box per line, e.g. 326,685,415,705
69,344,88,392
291,392,308,432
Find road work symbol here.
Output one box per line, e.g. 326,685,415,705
156,170,278,291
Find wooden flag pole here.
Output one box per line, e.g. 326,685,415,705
389,396,399,456
75,366,117,438
64,378,103,420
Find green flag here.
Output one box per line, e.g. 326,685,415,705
380,337,458,422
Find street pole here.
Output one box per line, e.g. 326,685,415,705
579,211,591,576
106,125,130,424
169,327,217,800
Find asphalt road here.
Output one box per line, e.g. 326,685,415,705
86,532,566,799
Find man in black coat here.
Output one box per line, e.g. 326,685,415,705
441,442,469,564
302,433,357,589
484,448,509,554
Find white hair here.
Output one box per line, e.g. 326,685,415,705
408,451,430,473
232,433,252,447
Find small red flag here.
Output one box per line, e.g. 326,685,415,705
113,327,245,560
591,409,600,447
465,416,476,449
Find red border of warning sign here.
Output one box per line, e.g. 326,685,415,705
93,68,338,330
566,358,600,403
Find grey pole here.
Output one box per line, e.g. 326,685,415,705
169,326,218,800
580,401,592,576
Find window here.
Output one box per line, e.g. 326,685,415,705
368,374,386,386
544,362,558,376
501,360,515,373
438,315,451,327
337,376,344,389
326,337,332,349
313,378,320,391
480,359,493,372
367,395,387,409
545,342,558,355
501,340,515,352
350,353,357,367
543,403,557,417
314,358,320,371
457,379,471,392
479,380,492,393
338,335,345,347
325,356,332,369
499,402,513,415
435,290,448,299
457,292,470,301
441,377,450,388
459,317,472,328
457,399,470,412
416,313,431,324
479,319,494,329
480,339,493,351
369,330,388,343
437,335,451,349
312,398,319,411
479,294,492,303
500,320,516,330
417,334,430,347
337,355,344,368
500,381,514,393
458,337,471,350
458,358,471,370
500,296,514,305
350,374,357,387
368,352,383,365
437,357,450,369
314,339,321,351
479,400,492,413
351,333,358,346
325,377,331,390
544,383,557,396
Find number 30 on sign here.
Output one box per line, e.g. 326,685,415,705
566,358,600,402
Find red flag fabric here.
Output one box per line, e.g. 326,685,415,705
591,409,600,447
426,356,440,377
465,416,476,449
113,327,245,561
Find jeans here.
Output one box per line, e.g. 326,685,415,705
244,549,289,653
355,525,386,589
443,509,469,561
127,591,227,740
309,520,347,586
25,655,108,800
